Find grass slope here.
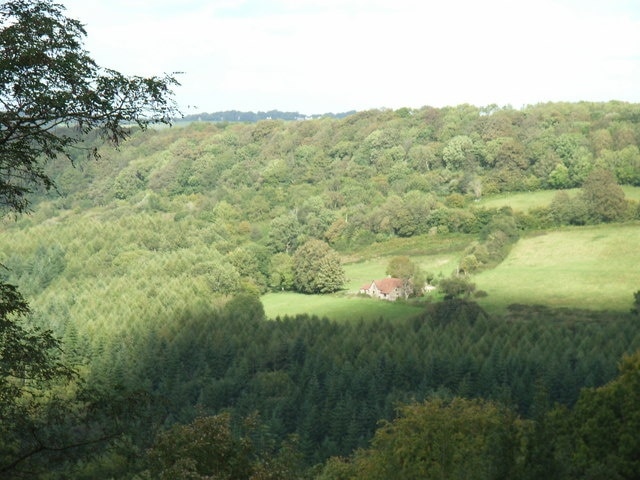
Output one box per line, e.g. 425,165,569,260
262,292,423,322
477,186,640,212
475,223,640,312
477,189,577,212
263,234,467,321
343,253,457,291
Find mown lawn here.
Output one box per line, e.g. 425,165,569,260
474,223,640,313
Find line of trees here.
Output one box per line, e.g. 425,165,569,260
180,109,356,123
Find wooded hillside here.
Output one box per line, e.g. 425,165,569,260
2,101,640,478
37,101,640,256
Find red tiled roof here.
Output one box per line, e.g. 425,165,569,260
361,278,404,294
374,277,403,294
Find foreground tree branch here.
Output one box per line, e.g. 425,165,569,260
0,0,180,214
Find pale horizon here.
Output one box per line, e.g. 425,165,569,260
63,0,640,115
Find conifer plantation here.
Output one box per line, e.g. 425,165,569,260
2,1,640,478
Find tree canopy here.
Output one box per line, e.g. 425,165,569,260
438,275,476,299
146,412,304,480
293,239,345,294
386,255,424,297
347,398,520,480
0,0,179,214
580,168,628,223
553,351,640,479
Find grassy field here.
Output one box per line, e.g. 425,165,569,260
341,233,472,262
477,186,640,212
475,223,640,313
261,292,424,322
343,253,458,291
263,234,467,321
623,185,640,202
265,222,640,320
476,189,576,212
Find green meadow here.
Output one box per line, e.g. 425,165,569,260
621,185,640,202
476,189,574,212
265,222,640,320
342,253,458,292
261,292,424,322
476,185,640,212
262,233,467,321
475,223,640,313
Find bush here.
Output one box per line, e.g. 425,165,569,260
439,276,476,300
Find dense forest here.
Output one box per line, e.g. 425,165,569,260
2,100,640,478
41,101,640,247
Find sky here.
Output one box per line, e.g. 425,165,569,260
62,0,640,115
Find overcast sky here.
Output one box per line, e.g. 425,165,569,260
62,0,640,115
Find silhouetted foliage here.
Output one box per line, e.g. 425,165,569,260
0,0,178,214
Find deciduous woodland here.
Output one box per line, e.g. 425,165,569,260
1,5,640,474
1,99,640,478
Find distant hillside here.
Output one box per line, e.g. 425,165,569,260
179,109,357,123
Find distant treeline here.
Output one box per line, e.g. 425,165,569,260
179,109,357,123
